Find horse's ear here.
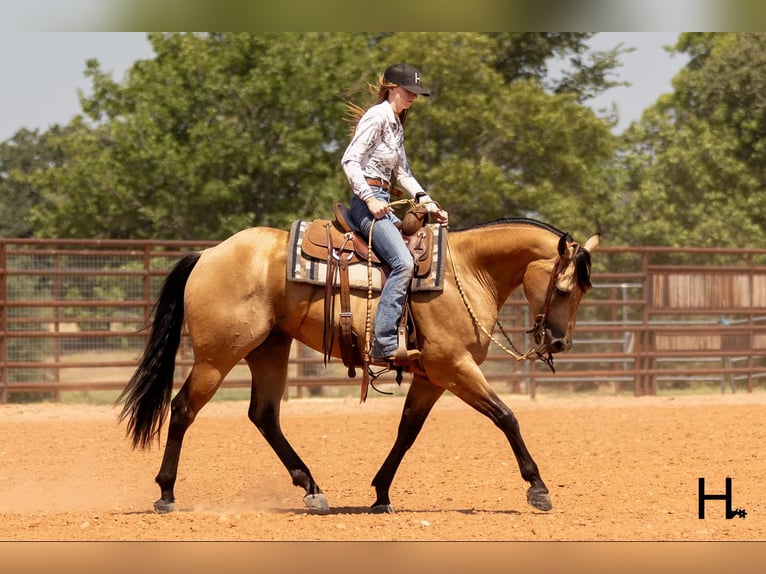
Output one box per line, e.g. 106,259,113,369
557,234,568,257
583,233,600,253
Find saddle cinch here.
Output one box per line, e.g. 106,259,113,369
301,202,434,381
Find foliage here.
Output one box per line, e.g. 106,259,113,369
17,32,766,249
615,32,766,248
13,31,766,250
18,32,618,241
487,32,630,102
29,33,375,239
0,127,69,238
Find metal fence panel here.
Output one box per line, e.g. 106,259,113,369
2,238,766,402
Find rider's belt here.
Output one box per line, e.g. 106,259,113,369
365,178,390,191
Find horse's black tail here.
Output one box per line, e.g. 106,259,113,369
117,252,201,449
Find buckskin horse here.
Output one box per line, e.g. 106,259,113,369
118,217,599,514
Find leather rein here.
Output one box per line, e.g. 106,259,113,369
359,198,574,376
447,233,579,373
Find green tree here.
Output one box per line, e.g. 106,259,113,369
28,32,620,241
382,33,618,237
487,32,630,102
616,33,766,247
31,32,373,239
0,127,69,237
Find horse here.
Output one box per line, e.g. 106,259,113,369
117,217,599,514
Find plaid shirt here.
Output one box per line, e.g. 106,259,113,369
341,100,427,202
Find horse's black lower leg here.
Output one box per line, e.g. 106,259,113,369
246,333,328,512
447,363,552,512
152,359,228,513
154,390,196,513
247,401,328,512
371,377,444,513
496,410,552,511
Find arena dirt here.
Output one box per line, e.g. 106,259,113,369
1,392,764,541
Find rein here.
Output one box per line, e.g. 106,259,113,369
445,231,570,373
362,200,566,382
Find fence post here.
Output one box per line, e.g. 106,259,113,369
634,329,644,396
747,253,755,393
52,247,61,402
0,240,7,404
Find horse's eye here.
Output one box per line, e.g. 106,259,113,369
555,287,569,298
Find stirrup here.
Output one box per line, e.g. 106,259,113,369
368,348,421,367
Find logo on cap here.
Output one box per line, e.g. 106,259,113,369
383,63,430,96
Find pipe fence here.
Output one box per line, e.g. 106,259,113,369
2,238,765,402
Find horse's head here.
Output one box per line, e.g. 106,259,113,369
523,233,599,362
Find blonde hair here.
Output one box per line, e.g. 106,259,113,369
345,74,410,138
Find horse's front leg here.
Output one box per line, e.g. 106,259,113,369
370,375,445,513
496,408,552,511
245,332,329,513
447,361,552,512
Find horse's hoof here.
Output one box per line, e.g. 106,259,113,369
371,503,395,514
526,488,552,511
304,493,330,513
153,499,175,514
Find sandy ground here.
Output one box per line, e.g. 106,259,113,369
1,390,765,543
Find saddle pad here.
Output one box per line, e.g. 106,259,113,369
286,219,446,292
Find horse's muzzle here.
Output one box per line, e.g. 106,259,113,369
545,332,571,354
529,318,570,364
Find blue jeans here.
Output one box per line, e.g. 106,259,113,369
348,191,414,357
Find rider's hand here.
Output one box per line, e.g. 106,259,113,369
430,208,449,226
365,197,390,219
417,192,449,226
424,201,449,226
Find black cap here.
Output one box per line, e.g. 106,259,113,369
383,63,430,96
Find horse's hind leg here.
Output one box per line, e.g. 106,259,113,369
245,332,329,513
371,375,445,513
154,361,230,513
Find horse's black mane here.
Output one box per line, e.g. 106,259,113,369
454,217,593,291
455,217,566,237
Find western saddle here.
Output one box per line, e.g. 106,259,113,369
300,202,434,396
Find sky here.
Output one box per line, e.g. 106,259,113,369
585,32,690,132
0,32,689,142
0,32,155,141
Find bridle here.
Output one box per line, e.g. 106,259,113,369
448,232,581,373
525,238,577,371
